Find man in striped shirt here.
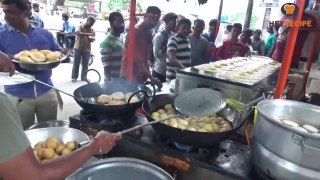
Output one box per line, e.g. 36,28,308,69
166,18,192,82
100,12,125,81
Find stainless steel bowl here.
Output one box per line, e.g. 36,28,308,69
67,157,174,180
25,127,90,147
27,120,70,130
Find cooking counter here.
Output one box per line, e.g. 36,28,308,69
175,57,280,103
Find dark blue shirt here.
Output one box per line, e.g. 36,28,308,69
0,24,61,98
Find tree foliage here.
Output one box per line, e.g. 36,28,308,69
107,0,143,12
230,9,258,29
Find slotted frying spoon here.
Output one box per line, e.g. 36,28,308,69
174,88,227,117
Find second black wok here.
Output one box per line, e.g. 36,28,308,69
143,94,244,147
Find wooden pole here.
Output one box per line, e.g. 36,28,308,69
127,0,136,81
273,0,306,99
244,0,254,29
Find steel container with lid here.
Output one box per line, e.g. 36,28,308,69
251,99,320,180
67,157,174,180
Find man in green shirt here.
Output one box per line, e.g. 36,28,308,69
100,12,125,81
0,51,121,179
264,25,278,56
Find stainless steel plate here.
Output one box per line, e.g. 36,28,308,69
25,127,90,147
12,54,68,71
67,157,174,180
174,88,226,116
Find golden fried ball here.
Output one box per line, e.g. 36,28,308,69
160,113,168,120
166,109,175,115
151,112,160,117
55,144,65,154
157,109,166,114
65,141,76,151
164,104,174,110
34,141,46,150
97,94,112,104
37,148,55,160
46,137,59,149
61,148,72,156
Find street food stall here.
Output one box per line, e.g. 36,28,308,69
16,0,320,179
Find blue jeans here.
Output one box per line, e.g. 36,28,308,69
72,49,90,80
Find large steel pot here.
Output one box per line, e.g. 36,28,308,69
252,99,320,180
67,157,174,180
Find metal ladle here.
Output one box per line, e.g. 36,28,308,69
15,71,83,101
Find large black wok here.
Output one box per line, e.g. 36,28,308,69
74,71,155,117
143,94,244,148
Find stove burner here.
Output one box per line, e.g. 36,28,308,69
80,110,137,125
171,142,193,151
151,134,213,160
69,110,140,134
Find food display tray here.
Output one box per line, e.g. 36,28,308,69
177,57,280,88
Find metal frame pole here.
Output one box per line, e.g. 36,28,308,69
273,0,306,99
127,0,136,81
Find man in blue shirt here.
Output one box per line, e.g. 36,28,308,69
56,13,76,52
0,0,66,129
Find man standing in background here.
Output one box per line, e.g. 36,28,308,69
166,18,192,82
189,19,210,66
30,3,43,28
120,6,162,90
100,12,125,81
152,12,178,83
71,16,95,82
216,23,248,60
57,13,76,53
202,19,218,43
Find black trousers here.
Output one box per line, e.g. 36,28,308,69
152,70,166,83
56,33,75,49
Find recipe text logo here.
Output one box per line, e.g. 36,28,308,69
269,2,312,27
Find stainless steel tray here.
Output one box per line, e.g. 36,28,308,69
177,56,280,88
67,157,174,180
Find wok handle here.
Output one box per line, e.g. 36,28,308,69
120,115,180,135
143,81,156,99
85,69,101,84
126,90,147,105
